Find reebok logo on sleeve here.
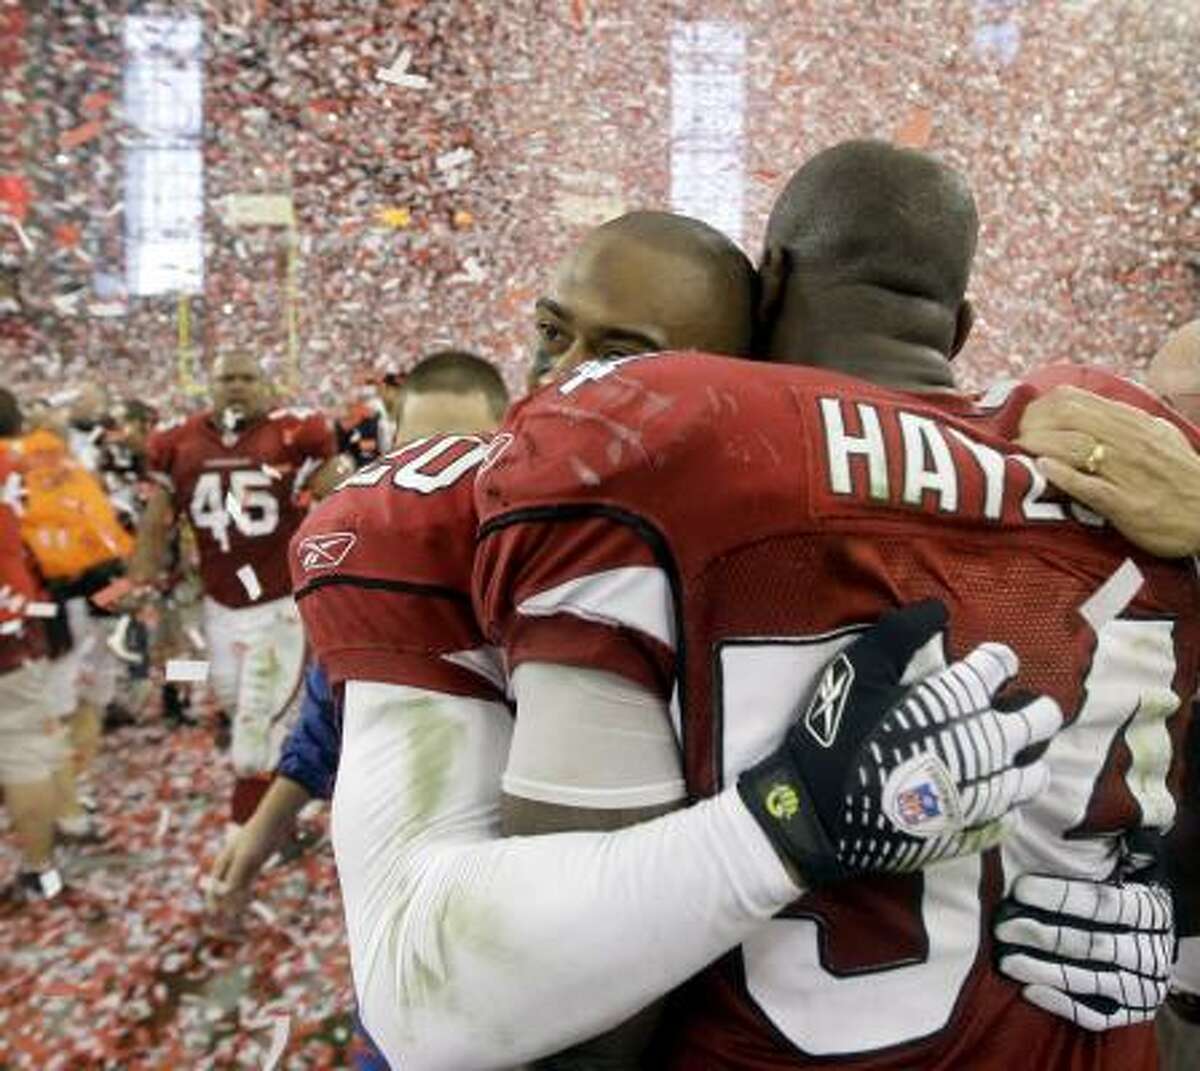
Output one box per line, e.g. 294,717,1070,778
297,532,357,571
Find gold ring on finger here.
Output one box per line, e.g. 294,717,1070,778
1083,441,1106,475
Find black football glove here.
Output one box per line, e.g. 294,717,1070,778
738,600,1062,886
995,874,1174,1030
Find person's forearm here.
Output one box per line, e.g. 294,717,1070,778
249,775,312,845
337,682,800,1071
128,489,173,583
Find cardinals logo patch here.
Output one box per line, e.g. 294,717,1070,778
297,531,357,572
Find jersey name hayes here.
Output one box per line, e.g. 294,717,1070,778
818,396,1106,529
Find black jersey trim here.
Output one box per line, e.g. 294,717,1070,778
293,573,472,607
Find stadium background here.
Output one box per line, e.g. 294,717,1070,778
1,0,1197,403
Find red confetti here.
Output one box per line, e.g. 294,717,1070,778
894,107,934,149
81,90,112,114
57,119,103,150
0,173,30,222
52,221,80,248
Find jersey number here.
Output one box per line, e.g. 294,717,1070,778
336,435,489,495
718,617,1180,1056
190,470,279,552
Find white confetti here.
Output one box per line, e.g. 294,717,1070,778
106,614,141,663
436,146,475,172
262,1014,291,1071
5,215,33,253
165,659,209,682
185,625,207,651
236,564,262,601
45,388,82,408
450,256,486,285
249,900,278,925
376,48,430,89
155,807,171,840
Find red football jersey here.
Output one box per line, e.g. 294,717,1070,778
0,450,46,673
474,352,1200,1071
147,407,335,608
289,434,504,701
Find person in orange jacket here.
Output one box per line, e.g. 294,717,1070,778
0,387,131,843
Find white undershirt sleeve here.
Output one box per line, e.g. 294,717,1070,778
335,678,803,1071
502,661,686,808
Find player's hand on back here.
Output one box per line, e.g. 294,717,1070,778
738,600,1063,886
1016,384,1200,557
994,873,1174,1030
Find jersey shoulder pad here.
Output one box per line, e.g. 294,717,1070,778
991,363,1197,445
269,405,319,424
477,352,746,523
150,413,191,439
292,436,482,593
1021,362,1163,410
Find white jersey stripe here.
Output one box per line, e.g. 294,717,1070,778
441,646,507,692
516,566,676,650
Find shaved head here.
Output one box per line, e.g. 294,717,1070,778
765,139,977,306
759,140,979,387
1147,320,1200,424
211,351,268,422
530,210,756,386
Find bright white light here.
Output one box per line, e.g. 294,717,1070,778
123,13,204,296
670,22,746,248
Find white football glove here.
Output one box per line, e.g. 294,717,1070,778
995,873,1174,1030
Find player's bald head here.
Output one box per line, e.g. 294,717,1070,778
1147,320,1200,424
211,351,267,419
529,210,756,387
765,139,977,306
759,140,978,385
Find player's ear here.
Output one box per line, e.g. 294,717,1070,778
950,298,974,360
757,244,791,352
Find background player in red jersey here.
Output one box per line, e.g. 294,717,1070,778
210,348,511,925
471,143,1200,1069
129,350,351,827
293,202,1200,1068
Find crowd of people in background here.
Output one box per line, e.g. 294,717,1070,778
0,347,513,902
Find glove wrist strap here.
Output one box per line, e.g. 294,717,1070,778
737,753,843,886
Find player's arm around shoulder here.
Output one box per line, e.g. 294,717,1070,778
500,662,686,1070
